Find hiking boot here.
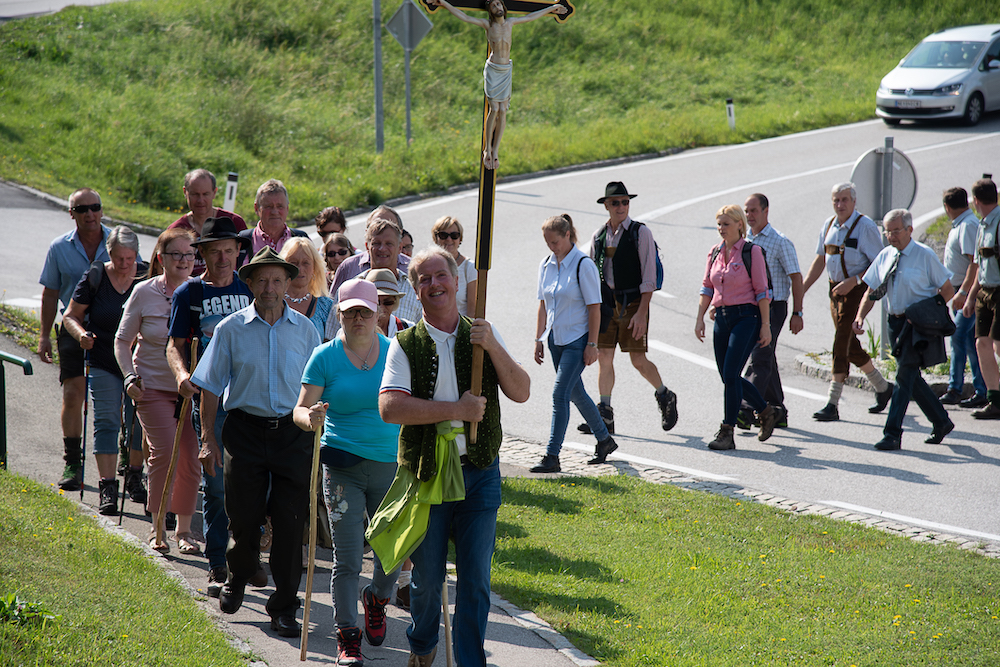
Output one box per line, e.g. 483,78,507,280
776,407,788,428
362,585,389,646
869,383,894,414
337,626,364,665
58,463,83,491
812,403,839,422
406,648,437,667
124,469,148,505
939,388,963,405
530,455,561,473
206,567,227,598
972,403,1000,420
708,424,735,450
656,388,678,431
757,405,780,442
578,403,615,435
587,435,618,465
98,479,119,516
735,408,757,430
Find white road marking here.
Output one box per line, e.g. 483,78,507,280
653,291,676,299
647,340,828,401
819,501,1000,543
5,297,40,309
562,441,737,481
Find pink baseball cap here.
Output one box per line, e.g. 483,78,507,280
338,278,378,313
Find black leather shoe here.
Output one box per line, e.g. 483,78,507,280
869,383,894,414
588,435,618,465
219,580,246,614
960,393,989,409
530,455,561,473
812,403,839,422
938,389,963,405
972,403,1000,419
270,613,300,638
874,434,902,451
924,420,955,445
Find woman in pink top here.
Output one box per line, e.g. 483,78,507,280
695,205,778,450
115,228,201,554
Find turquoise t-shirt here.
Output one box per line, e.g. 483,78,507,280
301,334,400,463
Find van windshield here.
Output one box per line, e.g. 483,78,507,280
902,41,985,69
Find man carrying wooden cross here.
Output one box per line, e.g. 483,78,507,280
430,0,567,170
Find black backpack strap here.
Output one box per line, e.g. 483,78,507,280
86,260,105,292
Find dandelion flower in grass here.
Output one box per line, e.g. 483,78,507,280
819,575,825,579
689,566,697,570
58,489,65,495
779,638,786,642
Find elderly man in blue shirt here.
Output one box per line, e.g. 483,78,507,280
38,187,112,491
853,209,955,451
192,247,320,638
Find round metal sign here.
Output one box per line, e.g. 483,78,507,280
850,147,917,221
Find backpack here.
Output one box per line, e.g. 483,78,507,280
710,241,773,296
594,221,664,291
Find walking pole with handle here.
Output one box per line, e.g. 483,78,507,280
79,350,90,501
300,424,324,661
155,340,197,548
119,397,138,525
443,577,454,667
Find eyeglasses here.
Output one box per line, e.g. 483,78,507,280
379,298,397,307
342,307,374,319
436,231,461,241
608,199,630,207
326,249,351,258
71,203,102,213
164,252,196,261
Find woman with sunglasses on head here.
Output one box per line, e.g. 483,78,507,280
115,227,202,554
315,206,347,240
432,215,477,316
322,233,355,289
293,279,401,663
62,226,147,518
695,205,778,451
280,237,335,341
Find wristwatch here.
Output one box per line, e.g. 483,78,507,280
792,311,804,317
586,342,598,348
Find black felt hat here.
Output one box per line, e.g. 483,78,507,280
597,181,638,204
191,216,252,254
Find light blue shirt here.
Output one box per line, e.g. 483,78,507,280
38,225,112,312
944,208,979,287
976,206,1000,287
537,246,602,346
863,240,952,315
816,212,884,283
747,223,800,302
192,302,320,417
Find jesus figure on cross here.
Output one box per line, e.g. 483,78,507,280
430,0,567,170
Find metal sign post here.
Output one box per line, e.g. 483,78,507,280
387,0,434,144
374,0,385,153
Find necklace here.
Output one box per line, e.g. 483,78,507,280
286,293,312,304
345,335,377,371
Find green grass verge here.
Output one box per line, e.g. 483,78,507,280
0,303,42,356
494,476,1000,666
0,0,993,227
0,470,250,666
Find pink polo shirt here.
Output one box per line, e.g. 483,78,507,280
700,239,769,307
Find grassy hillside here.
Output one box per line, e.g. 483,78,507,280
0,0,992,226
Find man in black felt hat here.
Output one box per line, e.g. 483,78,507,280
189,247,320,637
577,182,678,459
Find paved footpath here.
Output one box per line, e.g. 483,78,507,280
2,333,998,667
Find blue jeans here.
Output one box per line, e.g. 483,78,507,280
885,316,951,438
323,459,400,629
547,332,608,456
87,367,125,456
408,458,501,666
713,304,767,425
192,395,228,570
949,308,986,396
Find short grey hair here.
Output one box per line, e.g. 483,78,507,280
831,182,857,200
366,218,403,245
366,205,402,230
106,225,140,255
408,246,458,290
884,208,912,228
254,179,289,208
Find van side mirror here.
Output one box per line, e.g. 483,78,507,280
987,59,1000,70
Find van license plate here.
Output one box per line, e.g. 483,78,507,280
897,100,920,109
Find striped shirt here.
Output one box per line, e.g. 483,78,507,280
747,223,801,302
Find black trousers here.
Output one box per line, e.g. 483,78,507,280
743,300,788,407
221,411,312,618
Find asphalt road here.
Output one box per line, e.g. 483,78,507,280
2,117,999,542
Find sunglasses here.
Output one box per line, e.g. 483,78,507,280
71,203,103,213
379,298,398,307
326,249,351,258
436,231,461,241
608,199,630,207
342,307,374,319
164,252,196,261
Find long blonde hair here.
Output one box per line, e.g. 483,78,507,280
280,237,330,297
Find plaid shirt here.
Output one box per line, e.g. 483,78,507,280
747,223,801,302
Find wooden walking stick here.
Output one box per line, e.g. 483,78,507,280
442,577,455,667
155,339,198,548
300,425,324,661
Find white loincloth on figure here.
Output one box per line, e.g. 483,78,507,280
483,58,513,105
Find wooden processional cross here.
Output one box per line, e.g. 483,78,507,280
420,0,574,441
